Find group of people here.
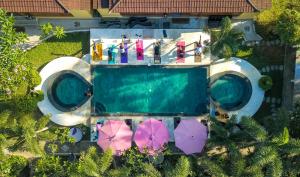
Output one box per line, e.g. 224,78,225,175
93,35,203,58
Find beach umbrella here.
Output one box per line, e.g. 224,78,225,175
174,119,207,154
97,120,133,156
69,127,83,143
134,118,169,155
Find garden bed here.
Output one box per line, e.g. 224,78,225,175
239,44,285,123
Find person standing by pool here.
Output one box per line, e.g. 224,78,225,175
93,40,99,56
178,45,185,58
195,36,203,55
120,42,126,54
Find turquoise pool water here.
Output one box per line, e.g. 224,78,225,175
48,71,92,112
210,73,252,111
92,66,208,115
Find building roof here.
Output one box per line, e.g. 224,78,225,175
108,0,272,14
59,0,92,11
0,0,272,15
249,0,272,11
0,0,68,14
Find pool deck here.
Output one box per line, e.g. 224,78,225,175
210,57,265,121
35,57,91,126
89,115,208,142
90,29,211,65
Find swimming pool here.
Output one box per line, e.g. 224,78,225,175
47,71,92,112
210,72,252,111
92,66,208,116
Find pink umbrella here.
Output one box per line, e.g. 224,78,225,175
134,118,169,155
174,119,208,154
97,120,133,156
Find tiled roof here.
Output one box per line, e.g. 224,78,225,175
249,0,272,11
59,0,92,10
109,0,272,14
0,0,67,14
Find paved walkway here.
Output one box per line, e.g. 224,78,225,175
210,57,265,121
232,20,262,42
35,57,91,126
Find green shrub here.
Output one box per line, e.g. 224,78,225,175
259,75,273,91
236,48,253,58
0,155,28,177
14,91,44,113
28,70,41,88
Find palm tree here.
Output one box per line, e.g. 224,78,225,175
209,17,244,60
197,117,300,177
74,147,129,177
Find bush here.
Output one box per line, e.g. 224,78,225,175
236,48,253,59
259,75,273,91
14,91,44,113
29,69,41,88
0,155,28,177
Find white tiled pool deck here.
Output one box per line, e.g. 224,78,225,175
35,57,91,126
90,29,211,65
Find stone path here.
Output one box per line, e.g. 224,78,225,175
259,65,284,73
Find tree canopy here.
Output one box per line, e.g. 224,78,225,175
256,0,300,45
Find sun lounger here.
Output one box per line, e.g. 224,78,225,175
176,41,185,63
129,21,152,28
136,40,144,60
126,17,148,26
120,43,128,63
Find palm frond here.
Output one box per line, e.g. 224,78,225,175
227,143,246,177
265,157,283,177
197,157,228,177
239,117,267,142
248,146,278,169
138,163,162,177
271,127,289,146
166,156,191,177
107,167,130,177
99,149,113,174
280,138,300,156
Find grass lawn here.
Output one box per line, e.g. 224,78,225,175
25,32,90,71
240,45,284,124
0,32,90,119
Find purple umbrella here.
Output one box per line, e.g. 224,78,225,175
134,118,169,155
174,119,208,154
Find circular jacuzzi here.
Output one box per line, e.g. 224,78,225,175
47,70,92,112
210,71,252,111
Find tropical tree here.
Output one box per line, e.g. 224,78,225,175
288,100,300,138
197,117,300,177
40,22,66,39
0,106,75,155
209,17,244,59
34,154,76,177
256,0,300,43
0,9,34,98
276,9,300,46
76,147,129,177
0,155,28,177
